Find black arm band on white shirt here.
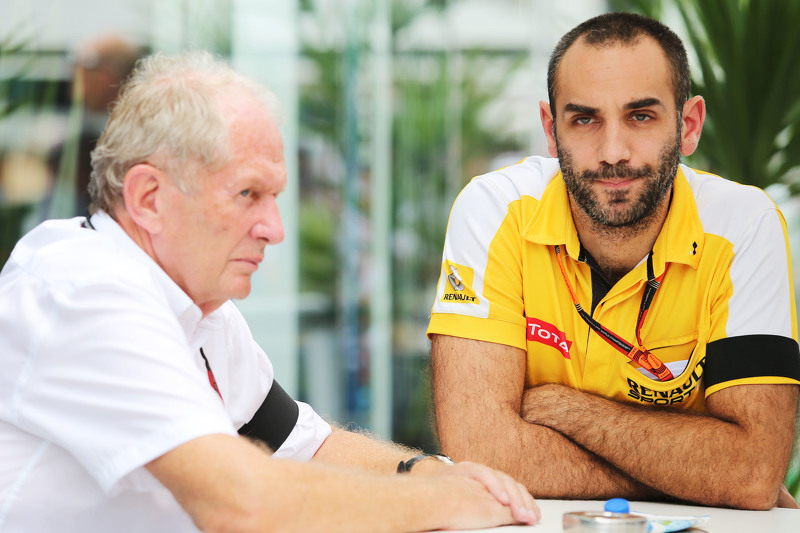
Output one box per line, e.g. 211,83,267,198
238,379,299,452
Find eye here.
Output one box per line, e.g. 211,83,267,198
631,113,651,122
575,116,593,125
239,189,251,198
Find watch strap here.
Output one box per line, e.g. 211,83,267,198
396,453,454,473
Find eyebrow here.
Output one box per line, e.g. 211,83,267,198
625,97,664,110
563,98,665,116
564,103,598,115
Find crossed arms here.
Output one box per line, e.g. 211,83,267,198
431,334,800,510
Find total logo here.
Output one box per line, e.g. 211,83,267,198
526,317,572,359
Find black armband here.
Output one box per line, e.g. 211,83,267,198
705,334,800,389
238,379,299,452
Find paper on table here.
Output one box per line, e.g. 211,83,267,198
631,511,710,533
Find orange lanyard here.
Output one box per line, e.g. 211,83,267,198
554,245,674,382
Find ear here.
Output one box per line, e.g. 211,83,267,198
680,95,706,156
539,100,559,158
122,164,167,234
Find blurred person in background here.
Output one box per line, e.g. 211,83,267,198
47,34,145,217
0,51,539,532
428,12,800,510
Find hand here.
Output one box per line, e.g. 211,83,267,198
521,382,571,426
437,461,541,525
777,485,799,508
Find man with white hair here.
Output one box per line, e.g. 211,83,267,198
0,51,539,532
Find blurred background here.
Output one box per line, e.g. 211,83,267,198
2,0,799,497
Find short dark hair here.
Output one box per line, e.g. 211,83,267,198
547,12,690,115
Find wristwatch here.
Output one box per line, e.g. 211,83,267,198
396,453,455,473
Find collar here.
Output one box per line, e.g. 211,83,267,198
521,165,704,274
87,211,220,341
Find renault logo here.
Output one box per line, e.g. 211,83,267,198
448,265,465,291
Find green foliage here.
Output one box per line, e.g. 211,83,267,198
676,0,800,189
0,23,38,269
297,2,529,446
0,22,37,119
298,200,338,293
788,440,800,500
391,50,526,302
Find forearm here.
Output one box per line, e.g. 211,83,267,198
431,334,657,499
150,434,521,533
439,405,658,500
523,384,799,509
247,456,499,532
313,426,540,525
311,426,423,474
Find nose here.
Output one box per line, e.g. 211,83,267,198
251,197,285,244
597,120,632,167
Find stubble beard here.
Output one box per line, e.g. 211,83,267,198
557,133,682,236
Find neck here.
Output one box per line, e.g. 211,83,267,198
571,193,670,284
113,207,158,259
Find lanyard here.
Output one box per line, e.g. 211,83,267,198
554,245,674,382
199,348,224,402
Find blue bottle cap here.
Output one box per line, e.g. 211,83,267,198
604,498,630,514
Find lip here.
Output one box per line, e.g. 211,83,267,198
595,178,636,188
233,256,263,268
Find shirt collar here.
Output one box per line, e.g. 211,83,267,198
521,171,581,257
88,211,219,340
521,165,704,272
651,166,704,272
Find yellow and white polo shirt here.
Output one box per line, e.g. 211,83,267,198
427,156,800,412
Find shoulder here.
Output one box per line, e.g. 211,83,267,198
459,155,560,205
443,156,560,248
3,218,163,306
681,166,780,240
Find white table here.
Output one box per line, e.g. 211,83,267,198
450,499,800,532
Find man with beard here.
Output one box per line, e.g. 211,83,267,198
427,12,800,509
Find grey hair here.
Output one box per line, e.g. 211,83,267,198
89,50,283,215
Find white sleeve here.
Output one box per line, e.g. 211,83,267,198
273,401,332,462
221,302,331,462
726,205,795,338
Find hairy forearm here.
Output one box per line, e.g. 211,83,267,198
151,434,521,533
311,426,425,474
438,403,658,500
262,458,509,532
431,335,658,499
313,426,541,525
522,384,799,509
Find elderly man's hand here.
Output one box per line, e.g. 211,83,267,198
413,459,540,525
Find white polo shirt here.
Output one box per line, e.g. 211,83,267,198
0,212,331,532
